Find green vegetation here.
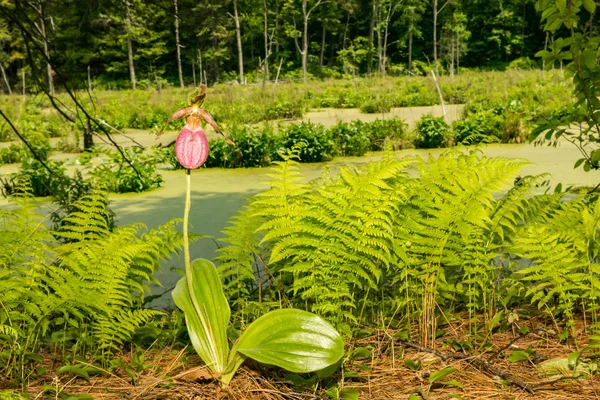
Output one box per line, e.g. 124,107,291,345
3,1,600,397
5,149,600,398
0,191,183,380
0,70,571,145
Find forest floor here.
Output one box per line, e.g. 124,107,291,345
20,315,599,400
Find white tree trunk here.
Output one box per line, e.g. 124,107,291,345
376,0,383,77
263,0,269,87
125,1,136,90
233,0,244,84
431,70,447,124
408,27,413,73
450,38,454,79
302,0,308,82
320,24,326,67
40,9,54,95
368,0,377,75
0,63,12,95
456,30,460,75
174,0,184,88
433,0,438,75
87,65,92,91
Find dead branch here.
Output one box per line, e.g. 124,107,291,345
400,341,536,394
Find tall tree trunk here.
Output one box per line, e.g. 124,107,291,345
192,59,196,86
433,0,438,76
263,0,269,87
408,7,414,74
320,24,326,67
40,6,54,95
368,1,377,75
376,0,383,76
328,30,335,66
174,0,184,88
233,0,244,84
198,49,203,85
408,29,413,73
342,13,350,51
543,32,549,73
383,8,391,78
125,0,136,90
449,38,454,78
521,3,526,57
302,0,308,82
87,65,92,91
275,0,280,55
456,30,460,75
83,116,94,150
0,63,12,95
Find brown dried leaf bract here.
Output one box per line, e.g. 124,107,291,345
176,367,218,383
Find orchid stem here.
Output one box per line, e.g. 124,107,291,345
184,169,193,286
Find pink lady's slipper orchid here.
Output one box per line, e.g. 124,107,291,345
157,84,234,169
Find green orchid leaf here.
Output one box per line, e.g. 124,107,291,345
429,367,456,384
224,309,344,384
172,259,230,375
509,350,530,363
57,365,90,381
338,388,359,400
568,351,582,369
350,346,372,360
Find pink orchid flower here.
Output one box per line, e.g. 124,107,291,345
157,84,234,169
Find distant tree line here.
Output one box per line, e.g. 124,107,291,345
0,0,550,91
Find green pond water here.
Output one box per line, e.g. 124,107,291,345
1,142,597,309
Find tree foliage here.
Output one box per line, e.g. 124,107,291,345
0,0,547,89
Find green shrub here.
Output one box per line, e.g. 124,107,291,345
414,115,452,149
329,122,371,157
155,145,185,170
316,88,364,108
48,170,115,236
265,101,304,120
90,148,163,193
395,82,438,107
13,159,71,197
453,110,504,144
206,125,281,168
508,57,539,70
362,117,411,150
359,97,391,113
0,144,25,164
0,135,52,166
281,122,334,163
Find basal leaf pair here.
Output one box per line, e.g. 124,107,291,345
172,259,344,385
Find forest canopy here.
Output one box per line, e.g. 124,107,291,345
0,0,548,91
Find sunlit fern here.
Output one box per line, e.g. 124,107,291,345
513,195,600,331
0,190,183,377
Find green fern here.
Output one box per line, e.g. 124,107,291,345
215,147,594,343
0,190,184,377
513,196,600,330
224,149,409,330
216,200,264,310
